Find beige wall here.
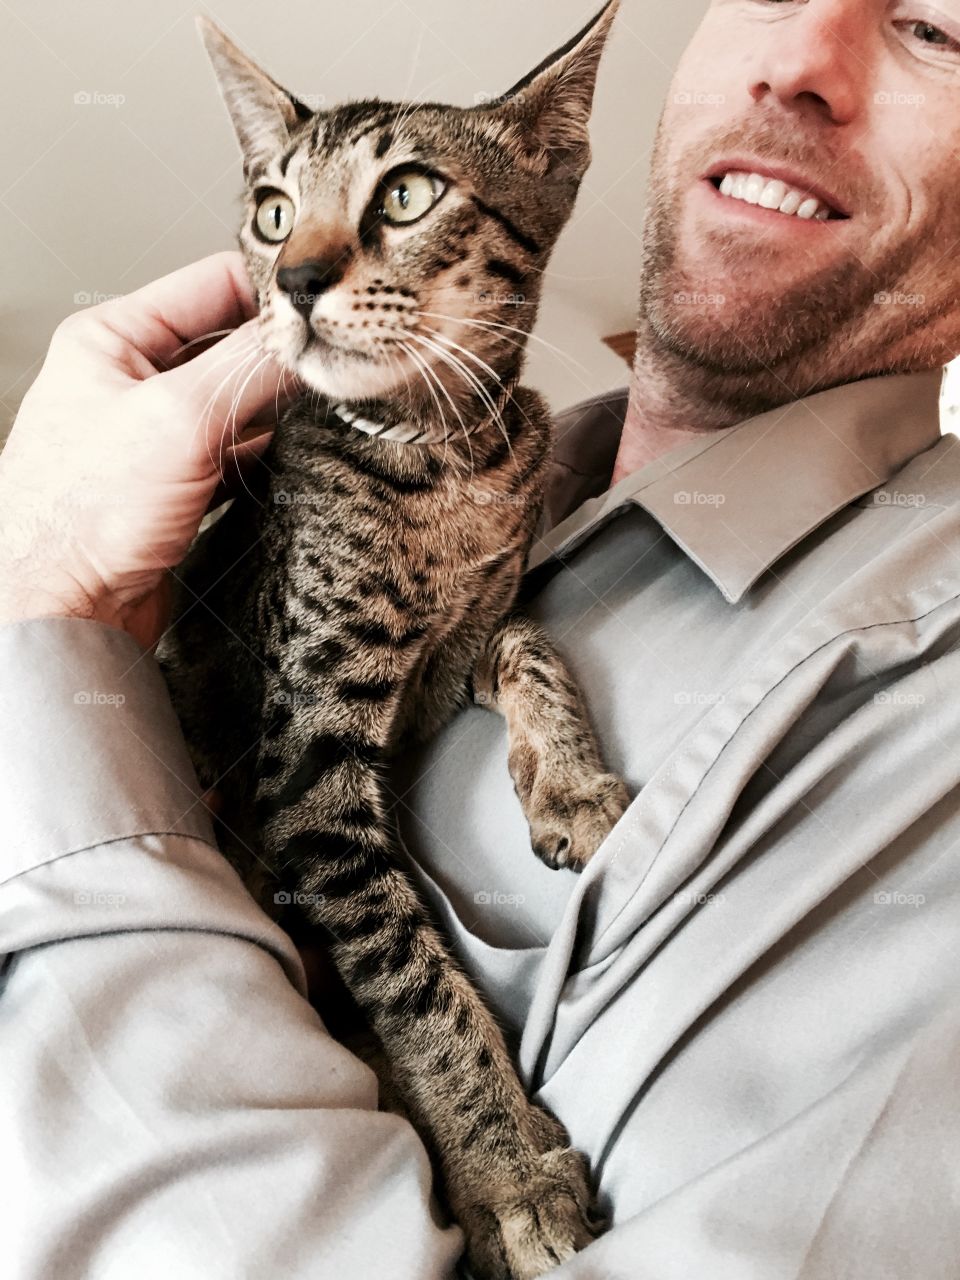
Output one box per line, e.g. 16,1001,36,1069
2,0,956,435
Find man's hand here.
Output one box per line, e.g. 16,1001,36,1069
0,251,296,650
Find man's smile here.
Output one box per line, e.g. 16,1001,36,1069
698,158,852,230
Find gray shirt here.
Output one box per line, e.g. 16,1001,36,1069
3,365,959,1279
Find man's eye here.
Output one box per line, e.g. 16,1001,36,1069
895,15,960,55
912,18,954,44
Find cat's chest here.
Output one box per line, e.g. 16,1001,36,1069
275,459,526,579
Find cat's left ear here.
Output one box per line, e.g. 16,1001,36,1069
196,17,313,179
489,0,619,178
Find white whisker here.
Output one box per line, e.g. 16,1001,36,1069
194,347,261,472
398,338,470,471
395,338,452,467
418,327,516,464
391,26,425,136
415,308,595,379
404,333,503,474
407,330,507,464
220,353,272,490
169,327,239,361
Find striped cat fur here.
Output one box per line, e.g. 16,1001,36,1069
159,6,625,1276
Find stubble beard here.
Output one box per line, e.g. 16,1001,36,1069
635,117,948,410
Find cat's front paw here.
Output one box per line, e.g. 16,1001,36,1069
527,771,630,872
458,1144,600,1280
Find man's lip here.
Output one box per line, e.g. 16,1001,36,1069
703,159,851,218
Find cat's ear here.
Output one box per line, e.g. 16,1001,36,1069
489,0,618,178
196,17,312,178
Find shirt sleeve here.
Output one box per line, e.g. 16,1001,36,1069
0,617,461,1280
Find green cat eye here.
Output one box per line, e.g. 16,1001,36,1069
255,191,296,243
377,169,445,226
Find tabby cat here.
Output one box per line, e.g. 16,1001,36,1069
159,6,625,1277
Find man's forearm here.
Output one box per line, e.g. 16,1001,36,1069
0,617,459,1279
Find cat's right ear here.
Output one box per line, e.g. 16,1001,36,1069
484,0,618,179
196,18,312,179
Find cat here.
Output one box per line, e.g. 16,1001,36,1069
158,6,625,1277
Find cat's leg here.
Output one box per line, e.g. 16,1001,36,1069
472,614,630,871
255,728,599,1280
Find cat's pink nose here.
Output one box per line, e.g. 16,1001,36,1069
277,258,347,318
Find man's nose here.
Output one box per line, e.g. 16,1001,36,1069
276,257,349,319
750,0,863,125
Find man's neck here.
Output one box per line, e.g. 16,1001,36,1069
612,319,751,485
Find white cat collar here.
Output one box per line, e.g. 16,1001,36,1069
332,379,519,447
332,403,449,444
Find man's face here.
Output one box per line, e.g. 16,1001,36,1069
641,0,960,379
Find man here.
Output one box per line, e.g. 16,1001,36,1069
1,1,958,1277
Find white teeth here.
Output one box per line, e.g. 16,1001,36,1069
713,170,837,221
743,173,765,204
759,179,787,209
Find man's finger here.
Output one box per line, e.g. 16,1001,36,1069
165,320,295,455
205,431,275,510
95,251,258,372
227,429,275,467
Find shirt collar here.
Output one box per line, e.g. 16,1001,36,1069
532,367,945,603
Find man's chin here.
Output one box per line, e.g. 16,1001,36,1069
641,261,866,378
643,290,786,375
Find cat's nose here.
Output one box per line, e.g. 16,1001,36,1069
276,258,348,318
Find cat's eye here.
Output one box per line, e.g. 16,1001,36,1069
254,191,296,243
376,168,446,226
